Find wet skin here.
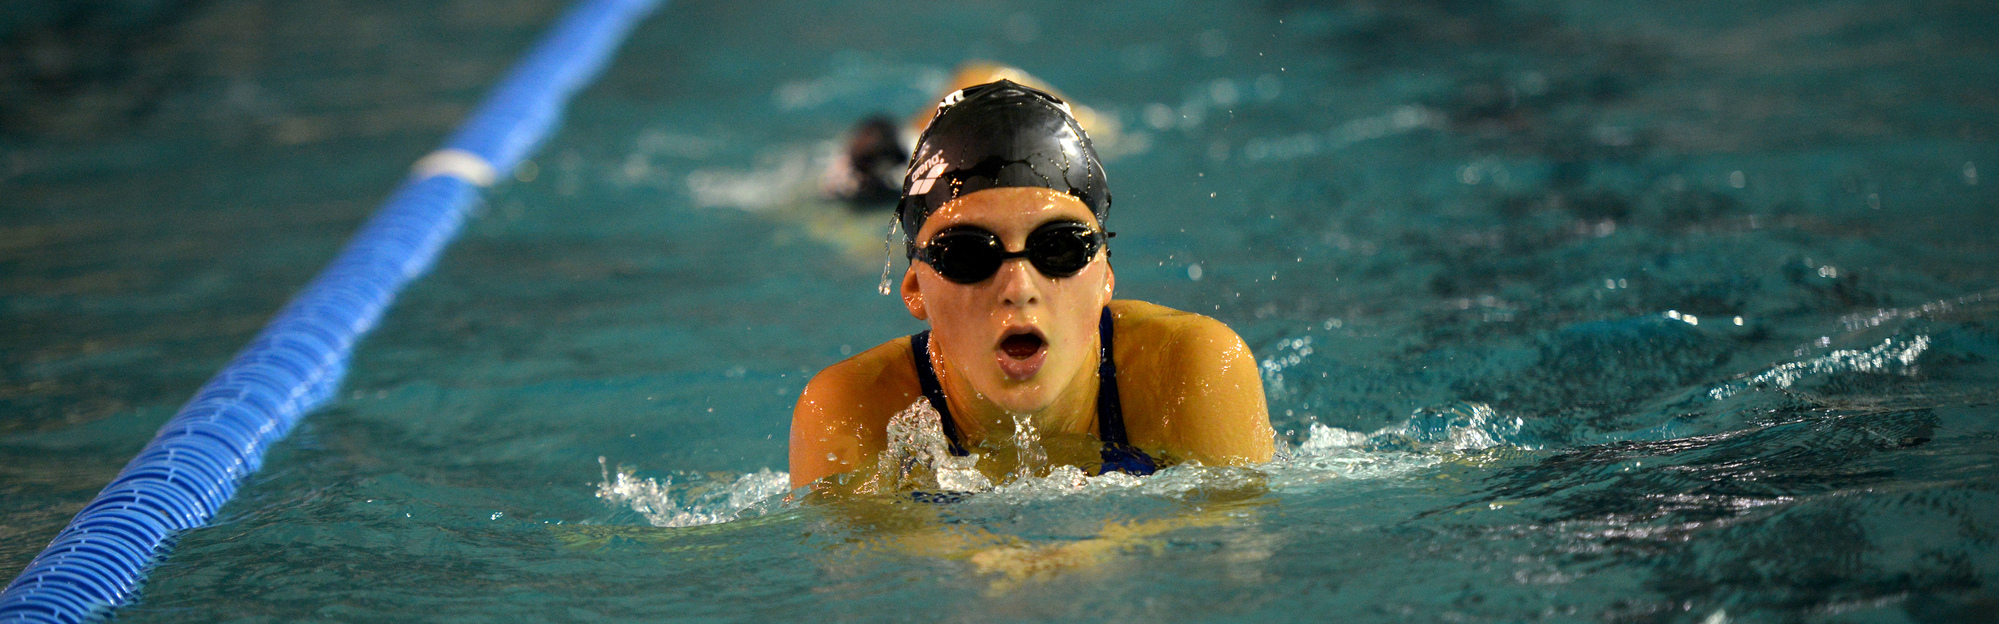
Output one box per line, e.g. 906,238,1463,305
789,187,1274,489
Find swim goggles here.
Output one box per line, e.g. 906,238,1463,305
914,220,1109,284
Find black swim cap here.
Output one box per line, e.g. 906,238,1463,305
898,80,1109,257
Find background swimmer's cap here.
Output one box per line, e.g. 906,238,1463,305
898,80,1109,257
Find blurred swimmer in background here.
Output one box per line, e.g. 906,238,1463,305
823,61,1120,206
681,62,1123,263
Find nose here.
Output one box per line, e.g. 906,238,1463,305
994,257,1041,307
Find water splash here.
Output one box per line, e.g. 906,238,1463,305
954,402,1528,502
1008,411,1049,480
877,398,991,492
1265,425,1444,489
1264,402,1533,489
975,462,1261,504
1259,335,1314,395
594,457,791,528
1368,402,1532,453
878,213,902,295
597,400,1537,523
1708,335,1930,400
949,402,1533,502
1837,290,1994,332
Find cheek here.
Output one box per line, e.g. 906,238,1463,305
919,279,993,358
1050,274,1109,352
1055,266,1112,309
921,280,984,324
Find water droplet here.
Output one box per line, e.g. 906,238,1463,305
878,214,902,295
826,453,838,462
1188,263,1204,281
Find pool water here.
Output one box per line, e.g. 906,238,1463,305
5,0,1998,621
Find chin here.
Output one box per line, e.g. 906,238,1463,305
979,378,1060,414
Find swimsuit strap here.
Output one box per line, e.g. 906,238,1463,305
1096,307,1157,475
909,331,970,456
1095,307,1129,444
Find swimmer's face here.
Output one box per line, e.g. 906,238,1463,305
902,187,1114,415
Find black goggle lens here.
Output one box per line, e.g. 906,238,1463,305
919,222,1106,284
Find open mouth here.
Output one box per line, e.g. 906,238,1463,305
995,328,1048,381
1000,332,1045,359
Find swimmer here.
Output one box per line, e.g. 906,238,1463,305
823,61,1120,207
790,80,1272,489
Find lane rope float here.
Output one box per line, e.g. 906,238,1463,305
410,148,500,187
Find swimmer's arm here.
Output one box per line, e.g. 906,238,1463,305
789,378,862,489
1161,319,1276,465
788,339,918,489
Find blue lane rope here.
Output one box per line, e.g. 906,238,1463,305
0,1,661,621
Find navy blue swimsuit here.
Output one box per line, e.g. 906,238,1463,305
909,307,1158,476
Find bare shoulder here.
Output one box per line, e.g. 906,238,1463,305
1107,300,1273,465
789,337,923,488
1108,300,1256,370
803,337,921,401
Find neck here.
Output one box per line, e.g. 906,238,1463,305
932,338,1099,448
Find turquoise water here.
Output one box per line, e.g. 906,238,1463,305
6,0,1999,621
